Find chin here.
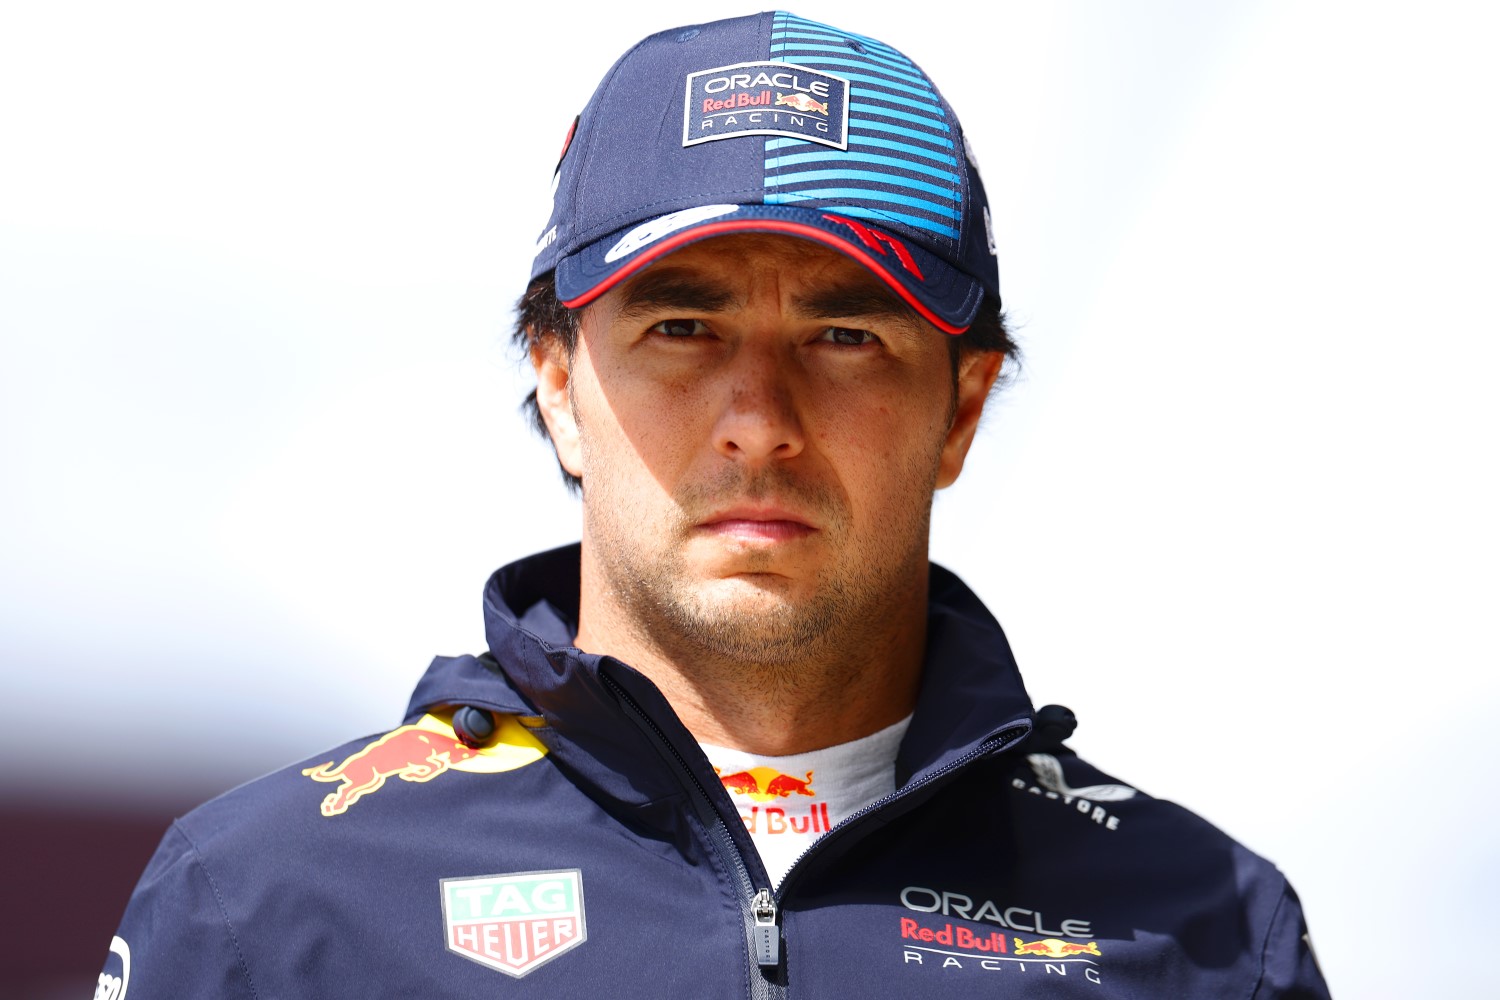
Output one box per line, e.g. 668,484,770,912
691,572,805,607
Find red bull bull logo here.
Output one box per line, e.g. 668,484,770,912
1012,937,1102,959
302,712,548,816
774,92,829,115
716,767,828,834
715,766,815,801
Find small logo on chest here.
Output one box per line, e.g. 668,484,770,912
440,869,587,977
1012,753,1135,830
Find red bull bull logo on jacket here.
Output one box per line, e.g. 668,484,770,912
1012,937,1103,959
301,711,547,816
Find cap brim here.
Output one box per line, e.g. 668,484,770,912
554,205,985,334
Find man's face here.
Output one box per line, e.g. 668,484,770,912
534,234,998,665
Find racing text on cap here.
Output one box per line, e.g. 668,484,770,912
683,61,850,150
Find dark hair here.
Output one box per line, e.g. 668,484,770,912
513,272,1019,492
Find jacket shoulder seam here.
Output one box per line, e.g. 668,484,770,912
171,819,262,1000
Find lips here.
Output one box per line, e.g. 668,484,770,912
696,505,817,542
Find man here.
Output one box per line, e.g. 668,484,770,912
99,12,1329,998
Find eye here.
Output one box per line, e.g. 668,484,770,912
649,318,709,338
818,326,880,346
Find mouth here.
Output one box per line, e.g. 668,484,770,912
696,505,818,543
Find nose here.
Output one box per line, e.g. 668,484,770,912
711,347,805,464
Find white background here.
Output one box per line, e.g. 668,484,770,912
2,2,1496,996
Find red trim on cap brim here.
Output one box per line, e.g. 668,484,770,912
558,217,970,335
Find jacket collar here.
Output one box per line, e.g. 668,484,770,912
407,543,1034,794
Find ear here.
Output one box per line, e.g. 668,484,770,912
936,350,1003,490
530,335,584,480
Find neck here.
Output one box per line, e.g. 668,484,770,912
573,548,929,756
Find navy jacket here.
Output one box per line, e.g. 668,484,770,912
99,545,1330,997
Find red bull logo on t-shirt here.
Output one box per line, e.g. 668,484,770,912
715,766,816,802
716,766,829,835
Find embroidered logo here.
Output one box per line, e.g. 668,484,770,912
302,711,547,816
775,92,828,115
1013,937,1103,958
1024,754,1137,802
1012,754,1135,831
441,869,587,977
897,916,1106,984
683,61,850,149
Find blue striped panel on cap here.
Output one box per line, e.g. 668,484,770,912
763,12,962,241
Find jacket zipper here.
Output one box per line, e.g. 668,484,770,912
603,667,1029,994
600,672,783,999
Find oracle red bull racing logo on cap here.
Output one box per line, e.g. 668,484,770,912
684,61,849,149
301,711,547,816
441,869,586,978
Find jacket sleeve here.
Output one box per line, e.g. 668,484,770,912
95,821,258,999
1252,880,1332,999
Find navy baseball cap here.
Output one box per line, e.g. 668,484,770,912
529,11,999,334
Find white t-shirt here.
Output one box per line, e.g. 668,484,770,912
700,715,912,888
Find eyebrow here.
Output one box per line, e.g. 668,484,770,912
789,282,916,322
612,266,919,324
614,270,737,318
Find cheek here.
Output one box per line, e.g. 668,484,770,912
807,374,949,469
576,373,704,486
811,405,891,458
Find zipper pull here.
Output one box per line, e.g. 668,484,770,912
751,888,780,968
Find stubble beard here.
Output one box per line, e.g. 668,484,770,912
583,462,936,679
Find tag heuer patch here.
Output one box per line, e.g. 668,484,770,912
441,869,586,977
684,61,849,149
